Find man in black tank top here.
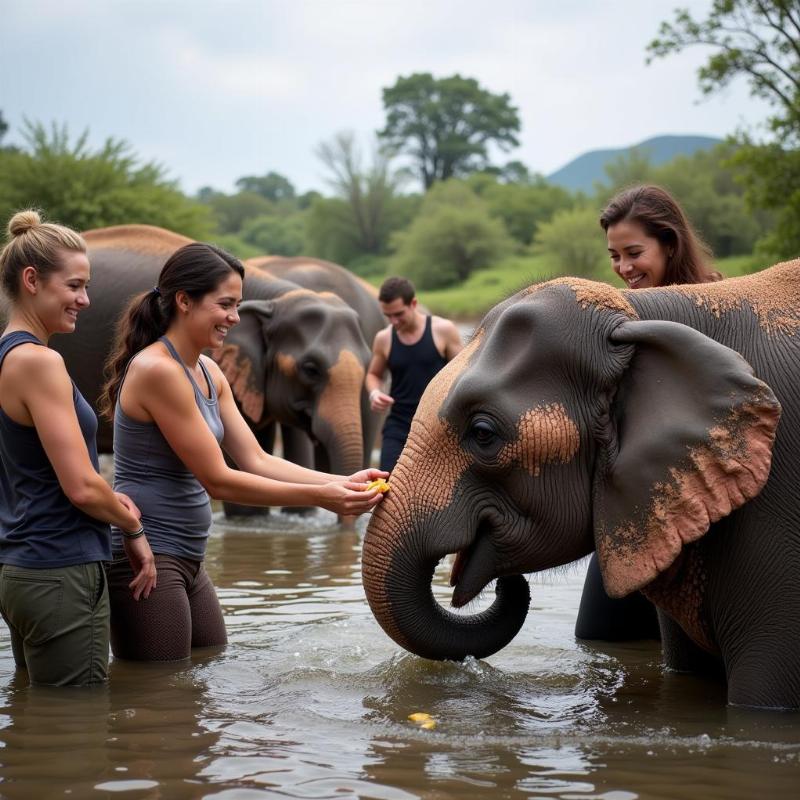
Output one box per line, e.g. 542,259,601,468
366,277,463,472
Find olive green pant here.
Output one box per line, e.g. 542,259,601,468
0,561,109,686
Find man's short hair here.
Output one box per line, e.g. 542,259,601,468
379,276,416,305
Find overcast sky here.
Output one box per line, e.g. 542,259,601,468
1,0,770,196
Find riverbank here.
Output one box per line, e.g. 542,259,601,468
408,252,767,322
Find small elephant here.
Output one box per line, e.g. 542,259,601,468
362,261,800,709
48,225,374,492
246,255,386,474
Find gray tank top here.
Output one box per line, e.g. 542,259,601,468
112,337,224,560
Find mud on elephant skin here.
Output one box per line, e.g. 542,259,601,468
47,225,374,496
363,261,800,709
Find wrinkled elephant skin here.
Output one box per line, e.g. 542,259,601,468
363,261,800,709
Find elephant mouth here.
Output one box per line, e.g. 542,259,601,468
448,520,499,609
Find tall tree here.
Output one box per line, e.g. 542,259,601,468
648,0,800,145
647,0,800,257
379,73,521,189
0,111,8,146
315,131,402,255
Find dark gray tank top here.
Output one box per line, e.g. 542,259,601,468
0,331,111,567
112,337,224,560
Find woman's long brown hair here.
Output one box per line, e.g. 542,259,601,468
99,242,244,420
600,184,722,285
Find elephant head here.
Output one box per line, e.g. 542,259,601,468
213,288,371,476
362,279,780,660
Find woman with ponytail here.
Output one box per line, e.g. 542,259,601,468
0,210,155,687
101,242,386,661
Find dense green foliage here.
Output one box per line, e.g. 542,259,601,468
648,0,800,257
379,73,521,189
468,172,575,246
389,181,513,289
0,122,211,238
534,206,609,279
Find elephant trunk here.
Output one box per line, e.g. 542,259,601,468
362,495,530,661
313,351,366,476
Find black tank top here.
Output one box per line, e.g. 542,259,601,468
0,331,110,568
385,316,448,431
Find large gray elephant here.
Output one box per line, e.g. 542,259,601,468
362,261,800,709
49,225,373,488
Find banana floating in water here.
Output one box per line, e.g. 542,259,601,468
408,711,436,730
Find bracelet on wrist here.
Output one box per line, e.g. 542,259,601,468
121,525,145,540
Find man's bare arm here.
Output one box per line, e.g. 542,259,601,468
365,328,394,411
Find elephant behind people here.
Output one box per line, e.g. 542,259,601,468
362,261,800,709
47,225,374,506
246,255,386,475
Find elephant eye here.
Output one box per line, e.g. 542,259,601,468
468,415,501,453
301,360,322,381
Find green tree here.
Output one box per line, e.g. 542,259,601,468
203,191,274,234
0,121,211,237
314,131,406,256
235,171,296,203
652,145,768,257
597,147,655,195
379,73,521,189
390,180,513,289
240,212,306,256
648,0,800,144
468,173,574,246
534,206,609,279
647,0,800,257
0,111,8,146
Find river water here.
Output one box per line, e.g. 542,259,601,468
0,510,798,799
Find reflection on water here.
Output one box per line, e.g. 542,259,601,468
1,511,798,799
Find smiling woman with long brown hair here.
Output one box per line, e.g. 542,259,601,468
575,185,722,642
100,242,386,662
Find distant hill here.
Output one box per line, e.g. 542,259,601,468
546,134,724,193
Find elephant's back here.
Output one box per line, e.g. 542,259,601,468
248,257,384,339
83,224,193,256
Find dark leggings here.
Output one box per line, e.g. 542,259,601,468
380,427,409,473
574,553,661,641
106,553,227,661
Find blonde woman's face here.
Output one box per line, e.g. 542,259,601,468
606,220,669,289
37,250,91,334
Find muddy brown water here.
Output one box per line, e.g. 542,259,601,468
0,511,798,799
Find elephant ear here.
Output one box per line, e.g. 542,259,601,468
213,300,275,424
594,319,781,598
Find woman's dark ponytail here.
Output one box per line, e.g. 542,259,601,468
99,289,169,419
99,243,244,420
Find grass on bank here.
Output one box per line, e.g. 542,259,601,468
404,252,772,322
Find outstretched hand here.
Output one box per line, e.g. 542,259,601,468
318,481,384,516
348,467,390,484
123,534,157,601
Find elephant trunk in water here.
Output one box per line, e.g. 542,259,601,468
362,343,530,660
363,508,530,660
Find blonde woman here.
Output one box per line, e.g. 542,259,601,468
0,210,155,686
